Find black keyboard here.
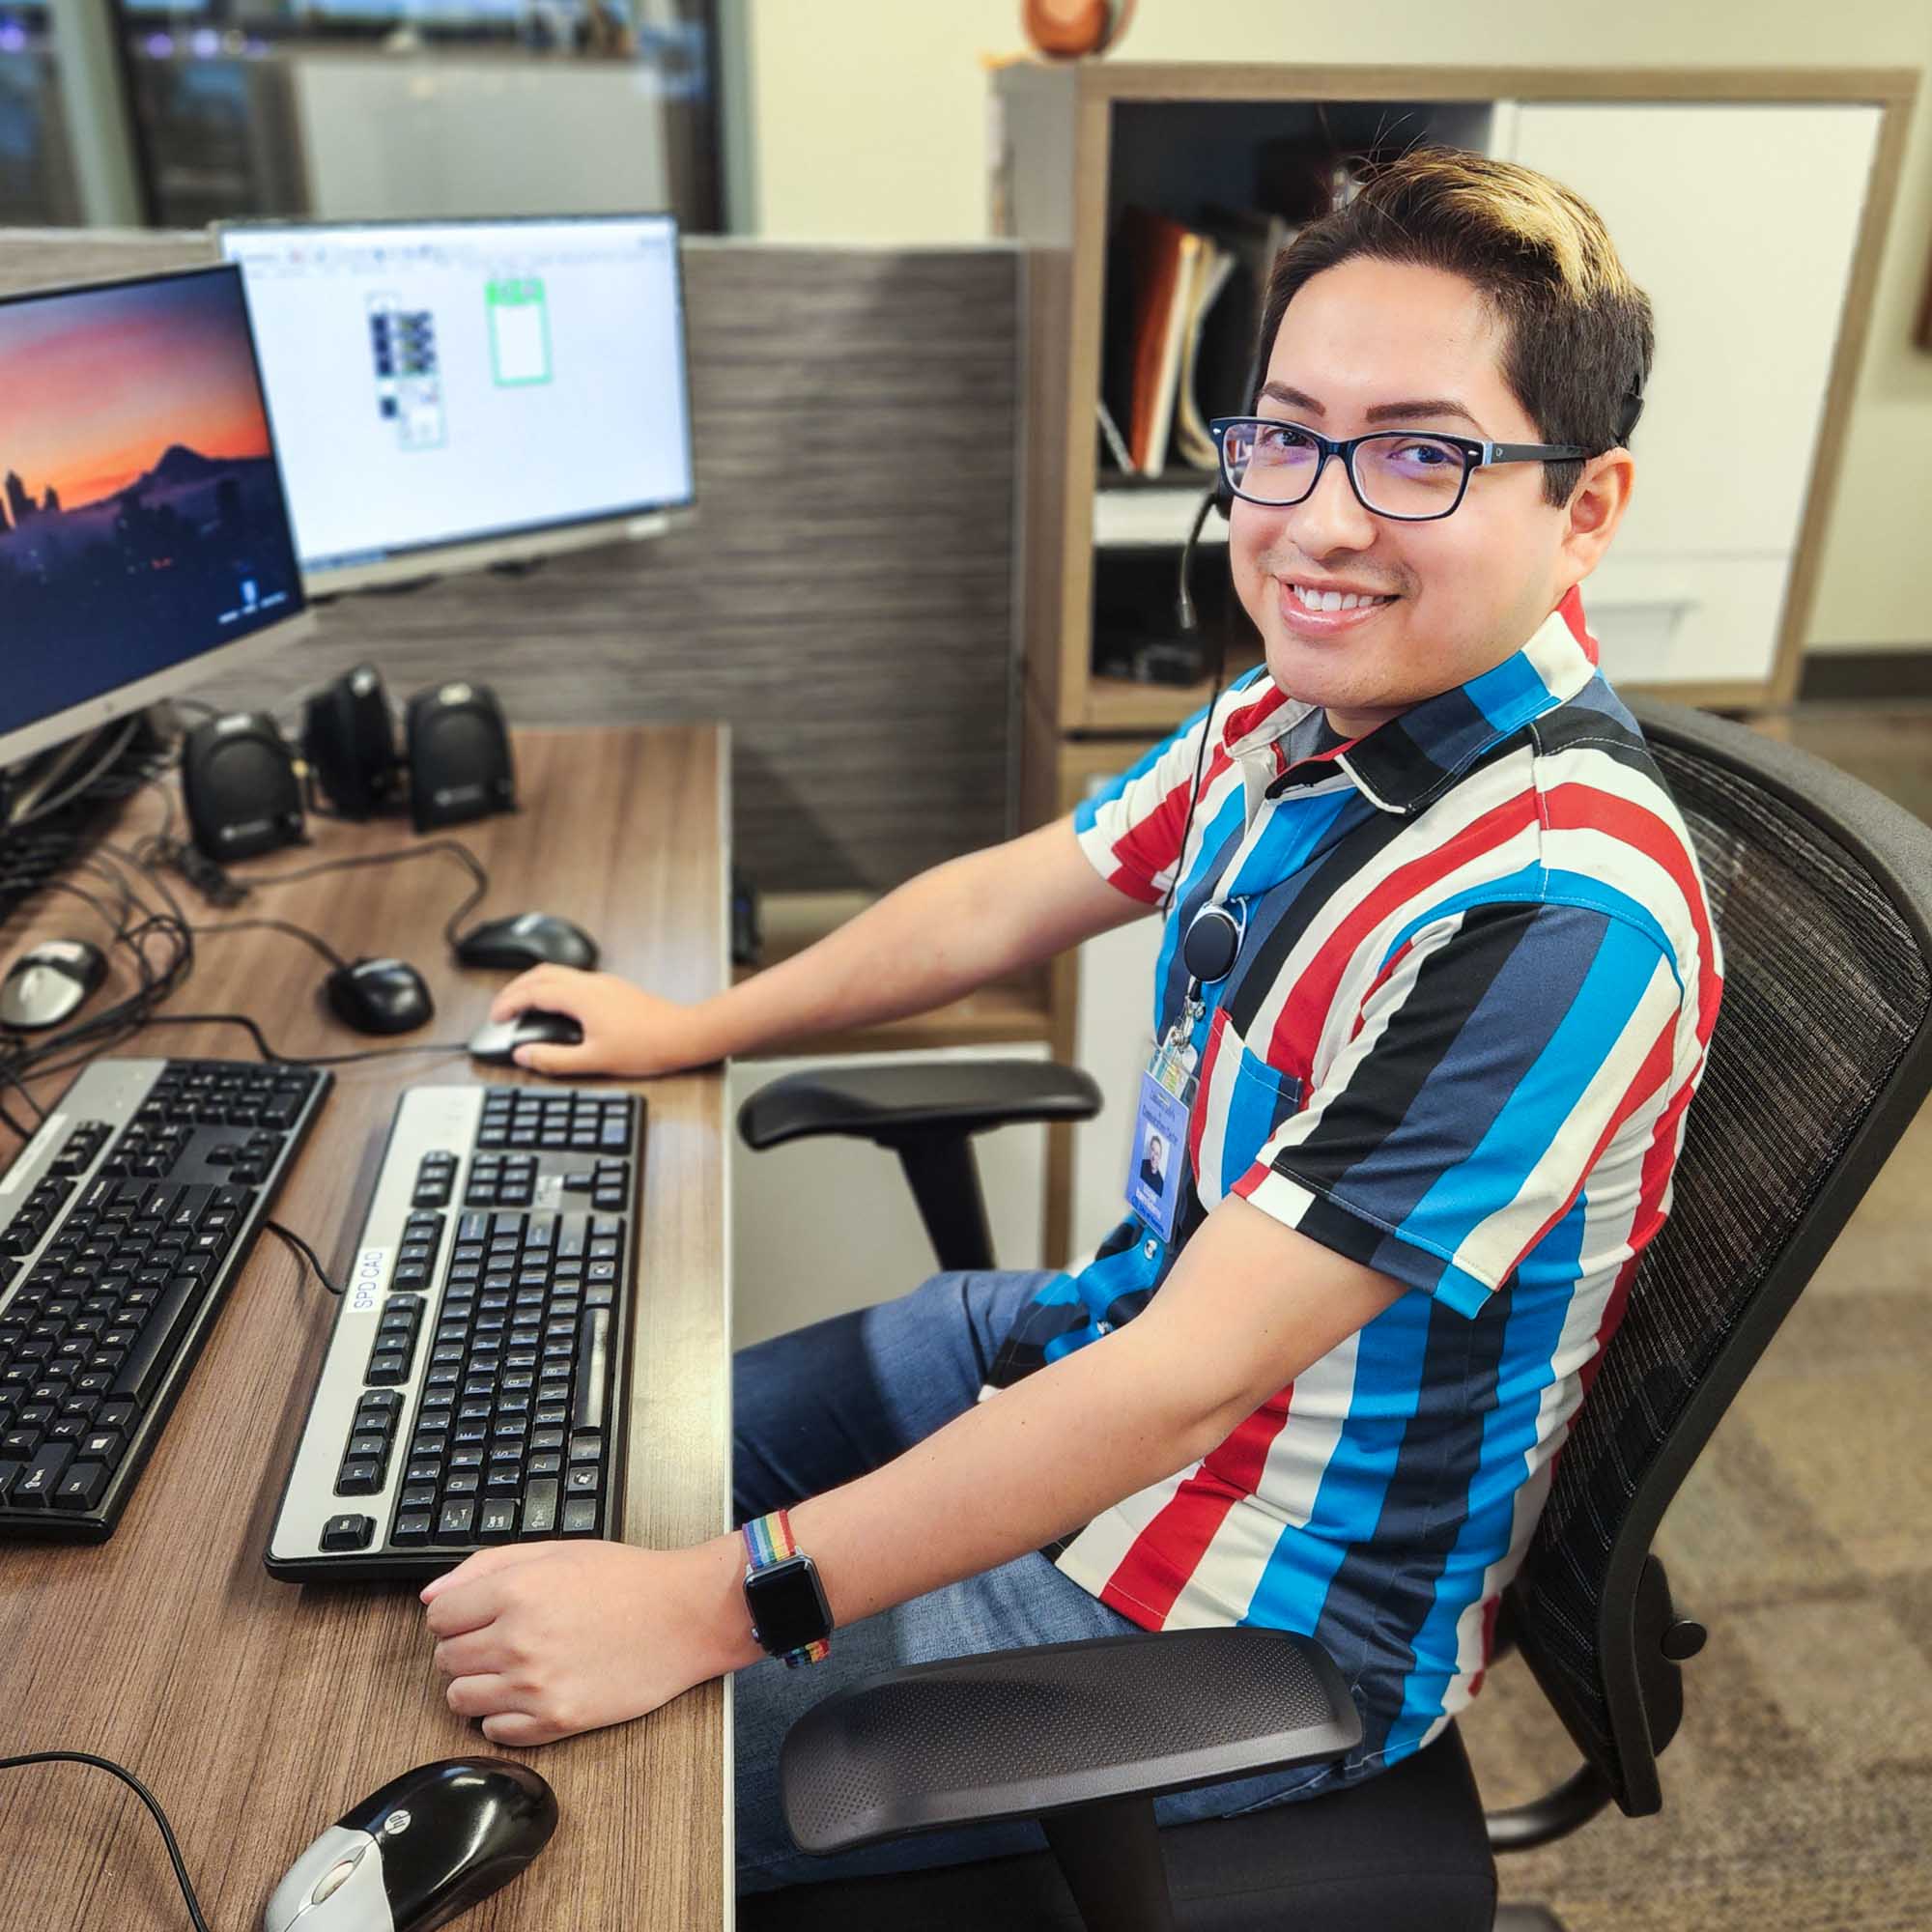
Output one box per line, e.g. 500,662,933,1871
0,727,157,925
0,1058,330,1538
265,1084,644,1581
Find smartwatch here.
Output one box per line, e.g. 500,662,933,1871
741,1509,833,1666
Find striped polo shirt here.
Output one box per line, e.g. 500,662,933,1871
989,589,1721,1779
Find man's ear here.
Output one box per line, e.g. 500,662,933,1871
1559,447,1635,582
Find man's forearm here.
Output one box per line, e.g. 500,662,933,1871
685,821,1133,1061
693,1201,1407,1681
693,1320,1234,1678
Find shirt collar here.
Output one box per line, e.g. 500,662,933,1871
1245,586,1601,818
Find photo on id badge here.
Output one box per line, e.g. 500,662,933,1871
1128,1072,1188,1239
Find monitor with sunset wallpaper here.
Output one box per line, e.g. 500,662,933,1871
0,265,307,762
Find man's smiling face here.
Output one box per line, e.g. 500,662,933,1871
1229,255,1627,738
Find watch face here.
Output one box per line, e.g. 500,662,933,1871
747,1553,831,1654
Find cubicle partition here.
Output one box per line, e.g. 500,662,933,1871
0,229,1021,895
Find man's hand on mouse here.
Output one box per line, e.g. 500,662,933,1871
488,966,717,1077
421,1536,754,1746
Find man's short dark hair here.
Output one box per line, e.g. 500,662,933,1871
1254,148,1655,505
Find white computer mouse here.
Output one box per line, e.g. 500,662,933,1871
0,938,107,1031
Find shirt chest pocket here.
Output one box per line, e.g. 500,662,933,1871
1189,1007,1305,1210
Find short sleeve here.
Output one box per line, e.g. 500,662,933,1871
1073,673,1265,905
1231,900,1687,1316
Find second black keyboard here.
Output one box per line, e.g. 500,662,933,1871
0,1057,330,1538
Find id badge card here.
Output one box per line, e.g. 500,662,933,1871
1127,1038,1194,1242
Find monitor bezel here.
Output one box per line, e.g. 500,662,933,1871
0,261,317,774
213,210,698,597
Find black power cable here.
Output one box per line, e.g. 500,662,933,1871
263,1218,344,1296
241,838,493,952
1160,487,1233,919
0,1751,213,1932
191,917,350,973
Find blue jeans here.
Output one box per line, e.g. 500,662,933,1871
731,1268,1339,1893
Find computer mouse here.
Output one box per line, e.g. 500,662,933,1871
452,913,599,973
467,1009,584,1065
324,956,435,1036
262,1755,556,1932
0,938,108,1031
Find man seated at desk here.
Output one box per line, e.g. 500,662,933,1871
420,150,1721,1891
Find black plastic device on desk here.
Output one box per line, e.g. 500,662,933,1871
264,1756,557,1932
265,1082,642,1579
0,1058,330,1537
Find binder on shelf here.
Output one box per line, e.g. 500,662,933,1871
1095,397,1135,474
1103,206,1302,482
1194,206,1297,419
1115,206,1200,476
1172,240,1239,469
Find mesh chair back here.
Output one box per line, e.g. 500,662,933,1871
1508,698,1932,1813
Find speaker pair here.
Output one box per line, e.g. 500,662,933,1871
301,666,516,834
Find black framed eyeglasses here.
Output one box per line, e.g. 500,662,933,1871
1208,415,1592,523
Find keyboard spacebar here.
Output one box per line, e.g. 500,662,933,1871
110,1277,204,1406
571,1309,609,1435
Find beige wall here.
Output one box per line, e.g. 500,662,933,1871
736,1,1932,653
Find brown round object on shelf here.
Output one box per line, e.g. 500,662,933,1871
1021,0,1133,61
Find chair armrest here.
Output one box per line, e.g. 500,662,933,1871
738,1060,1102,1151
779,1627,1360,1855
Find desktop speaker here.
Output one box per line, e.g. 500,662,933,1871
182,712,306,862
405,680,516,832
302,663,401,819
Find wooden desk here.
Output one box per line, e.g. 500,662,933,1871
0,725,731,1932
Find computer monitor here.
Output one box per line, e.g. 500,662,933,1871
0,264,312,771
218,213,696,594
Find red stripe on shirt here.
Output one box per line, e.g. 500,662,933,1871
1111,736,1240,896
1556,584,1599,665
1264,791,1541,1071
1581,1041,1711,1400
1504,1009,1677,1279
1188,1005,1235,1177
1544,782,1719,1026
1100,1395,1293,1627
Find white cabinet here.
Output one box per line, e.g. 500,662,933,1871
1504,101,1883,687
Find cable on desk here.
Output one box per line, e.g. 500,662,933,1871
0,830,197,1120
242,838,492,952
126,1012,473,1066
0,1750,213,1932
191,917,350,973
264,1219,343,1296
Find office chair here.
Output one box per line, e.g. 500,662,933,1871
736,697,1932,1931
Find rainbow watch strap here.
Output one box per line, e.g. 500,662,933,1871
742,1509,831,1665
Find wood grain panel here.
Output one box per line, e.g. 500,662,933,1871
0,230,1021,895
0,724,730,1932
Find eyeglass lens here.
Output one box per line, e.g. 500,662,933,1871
1221,422,1471,518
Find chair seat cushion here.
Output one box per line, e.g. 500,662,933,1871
739,1721,1496,1931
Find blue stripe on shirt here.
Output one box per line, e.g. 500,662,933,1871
1380,1197,1588,1759
1391,917,1666,1287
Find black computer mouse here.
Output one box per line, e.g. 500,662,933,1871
262,1756,556,1932
466,1009,584,1065
0,937,108,1031
453,913,599,973
324,956,435,1035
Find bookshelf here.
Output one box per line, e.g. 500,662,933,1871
990,59,1918,1262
